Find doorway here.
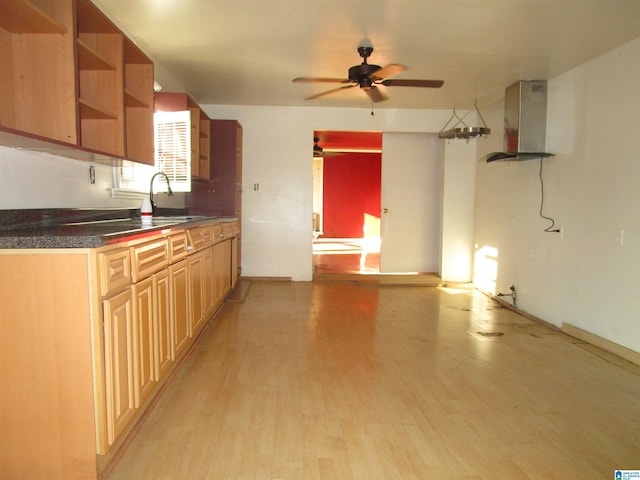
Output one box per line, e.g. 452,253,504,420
312,130,444,278
312,131,382,275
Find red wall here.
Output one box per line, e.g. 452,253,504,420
322,153,381,238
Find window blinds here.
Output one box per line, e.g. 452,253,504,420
154,110,191,192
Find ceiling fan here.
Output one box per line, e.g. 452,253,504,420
293,44,444,103
313,136,343,158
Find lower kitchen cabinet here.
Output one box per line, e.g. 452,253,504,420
231,235,239,289
202,246,215,319
170,258,190,359
0,253,98,480
214,238,232,304
0,219,239,479
132,276,158,407
154,269,172,379
102,288,137,447
189,250,205,336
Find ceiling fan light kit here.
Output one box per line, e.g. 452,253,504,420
293,44,444,103
439,103,491,141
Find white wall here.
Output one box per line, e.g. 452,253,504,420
0,148,185,209
473,37,640,353
441,139,477,282
201,105,478,281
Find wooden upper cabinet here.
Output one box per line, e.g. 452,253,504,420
0,0,77,144
0,1,68,33
124,37,154,165
76,0,124,156
198,109,211,179
186,120,243,220
0,0,154,165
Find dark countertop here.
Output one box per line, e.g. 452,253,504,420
0,208,235,249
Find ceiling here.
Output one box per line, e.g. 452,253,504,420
94,0,640,110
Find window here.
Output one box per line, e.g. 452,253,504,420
154,110,191,191
112,110,192,198
111,159,155,199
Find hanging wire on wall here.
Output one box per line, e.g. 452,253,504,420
439,102,491,142
539,157,560,233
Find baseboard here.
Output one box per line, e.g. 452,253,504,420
562,323,640,367
483,291,560,332
239,276,292,282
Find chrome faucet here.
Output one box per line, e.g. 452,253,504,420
149,172,174,214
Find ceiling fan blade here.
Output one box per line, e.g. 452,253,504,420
371,63,407,80
365,86,388,103
305,84,357,100
381,79,444,88
293,77,351,84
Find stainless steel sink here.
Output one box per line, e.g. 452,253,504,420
147,215,211,224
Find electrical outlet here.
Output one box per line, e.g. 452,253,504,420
559,226,564,240
616,228,624,246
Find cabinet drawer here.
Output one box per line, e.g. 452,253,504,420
221,222,234,238
169,232,189,263
187,226,213,252
98,248,132,297
131,239,169,282
200,225,214,246
212,224,224,244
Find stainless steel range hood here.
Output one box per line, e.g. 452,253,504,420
482,80,553,162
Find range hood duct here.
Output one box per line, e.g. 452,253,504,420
482,80,553,162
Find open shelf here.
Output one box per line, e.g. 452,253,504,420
0,0,76,144
76,0,124,157
79,98,118,120
123,37,154,164
77,39,116,71
0,0,154,166
0,0,67,33
124,89,150,108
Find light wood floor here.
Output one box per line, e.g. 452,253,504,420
106,282,640,479
313,238,380,275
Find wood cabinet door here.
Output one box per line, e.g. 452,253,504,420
170,259,190,358
213,241,224,305
132,277,157,407
231,236,238,289
214,240,232,304
202,246,215,319
221,239,232,297
102,289,136,446
154,269,173,378
189,251,205,335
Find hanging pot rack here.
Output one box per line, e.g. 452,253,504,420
439,102,491,141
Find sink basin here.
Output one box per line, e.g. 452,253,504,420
147,215,211,224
